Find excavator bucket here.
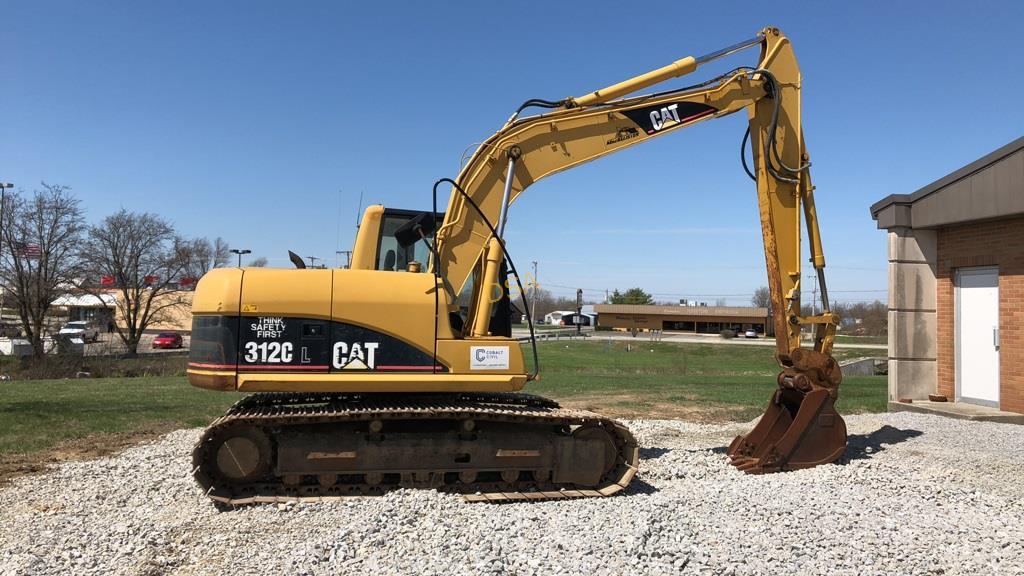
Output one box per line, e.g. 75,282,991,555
727,381,847,474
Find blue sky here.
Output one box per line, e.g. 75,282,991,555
3,2,1022,305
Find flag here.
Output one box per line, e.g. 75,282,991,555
100,275,115,286
14,242,41,259
143,275,159,286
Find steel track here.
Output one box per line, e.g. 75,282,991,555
193,392,639,505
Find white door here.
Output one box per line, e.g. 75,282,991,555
956,267,1000,406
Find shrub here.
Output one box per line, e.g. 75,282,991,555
3,353,187,380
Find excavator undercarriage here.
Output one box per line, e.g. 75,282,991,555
194,392,638,504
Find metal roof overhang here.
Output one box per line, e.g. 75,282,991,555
870,136,1024,230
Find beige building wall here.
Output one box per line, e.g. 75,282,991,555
885,228,938,401
112,290,194,333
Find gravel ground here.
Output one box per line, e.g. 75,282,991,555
1,412,1022,576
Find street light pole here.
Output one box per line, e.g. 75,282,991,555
0,183,12,322
530,260,538,324
0,182,11,257
230,249,251,267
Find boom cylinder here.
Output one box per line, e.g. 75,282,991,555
572,34,763,107
573,57,697,107
471,238,503,337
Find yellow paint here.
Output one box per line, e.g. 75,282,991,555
350,205,385,270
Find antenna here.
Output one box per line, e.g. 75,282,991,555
355,190,364,230
334,189,343,263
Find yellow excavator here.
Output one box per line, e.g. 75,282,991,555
188,26,847,505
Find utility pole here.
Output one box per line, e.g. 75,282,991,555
308,255,321,268
805,273,819,343
530,261,538,323
807,273,819,315
336,250,352,269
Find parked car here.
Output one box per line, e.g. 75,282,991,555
58,321,100,343
744,329,758,338
152,331,184,349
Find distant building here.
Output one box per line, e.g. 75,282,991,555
51,293,117,324
559,312,596,327
543,310,575,325
871,135,1024,415
594,304,767,335
51,290,194,333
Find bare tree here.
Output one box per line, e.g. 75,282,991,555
751,286,770,308
184,236,230,278
0,184,86,356
832,300,887,336
248,256,268,267
79,209,192,356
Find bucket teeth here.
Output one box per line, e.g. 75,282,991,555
728,455,778,474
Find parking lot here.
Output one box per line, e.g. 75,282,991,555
82,332,190,356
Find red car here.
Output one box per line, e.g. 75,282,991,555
152,331,183,349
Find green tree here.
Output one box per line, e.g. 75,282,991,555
609,287,654,305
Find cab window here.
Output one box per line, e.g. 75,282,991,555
376,211,442,272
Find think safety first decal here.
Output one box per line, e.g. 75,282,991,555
235,316,445,372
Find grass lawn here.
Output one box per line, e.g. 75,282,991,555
525,340,886,421
0,377,238,458
0,340,885,473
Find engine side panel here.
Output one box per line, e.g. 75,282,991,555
188,267,527,393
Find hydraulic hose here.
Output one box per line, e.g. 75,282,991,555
432,178,541,381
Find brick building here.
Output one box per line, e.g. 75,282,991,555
871,136,1024,414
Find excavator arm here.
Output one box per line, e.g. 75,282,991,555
435,27,847,473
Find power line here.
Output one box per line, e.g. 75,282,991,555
542,282,885,298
